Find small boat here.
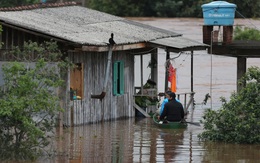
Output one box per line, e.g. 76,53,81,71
152,114,187,129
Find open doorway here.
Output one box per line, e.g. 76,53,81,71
70,63,83,100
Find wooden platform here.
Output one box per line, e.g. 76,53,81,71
209,40,260,58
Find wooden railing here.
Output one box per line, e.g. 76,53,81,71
176,92,195,114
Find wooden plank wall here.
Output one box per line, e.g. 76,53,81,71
0,25,136,125
0,25,50,61
65,50,135,125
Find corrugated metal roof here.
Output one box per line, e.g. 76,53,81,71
0,5,208,50
0,6,180,46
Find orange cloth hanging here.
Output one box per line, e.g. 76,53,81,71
170,68,177,92
168,63,177,92
168,63,173,82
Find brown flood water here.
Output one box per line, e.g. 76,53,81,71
42,112,260,163
14,18,260,162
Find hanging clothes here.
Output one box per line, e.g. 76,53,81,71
168,63,177,93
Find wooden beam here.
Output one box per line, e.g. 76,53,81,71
210,44,260,58
81,43,146,52
133,103,150,118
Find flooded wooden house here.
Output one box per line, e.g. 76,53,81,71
0,2,208,126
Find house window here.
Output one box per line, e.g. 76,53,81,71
70,63,83,100
113,61,124,95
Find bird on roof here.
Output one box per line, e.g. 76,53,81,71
109,33,116,46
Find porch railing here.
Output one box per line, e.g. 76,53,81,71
134,87,195,117
176,92,195,115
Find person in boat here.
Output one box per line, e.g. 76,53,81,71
157,90,171,115
159,92,184,122
157,91,181,116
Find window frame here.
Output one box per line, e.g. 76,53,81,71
113,61,124,96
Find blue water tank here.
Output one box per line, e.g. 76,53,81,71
201,1,237,26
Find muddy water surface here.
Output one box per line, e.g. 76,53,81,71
44,114,260,163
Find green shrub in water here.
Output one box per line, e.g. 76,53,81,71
198,66,260,144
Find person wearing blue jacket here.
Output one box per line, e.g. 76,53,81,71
159,92,184,122
160,91,180,115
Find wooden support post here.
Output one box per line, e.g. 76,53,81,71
237,57,247,92
164,50,170,92
140,54,144,95
223,26,233,45
151,49,158,86
203,25,213,44
191,51,194,93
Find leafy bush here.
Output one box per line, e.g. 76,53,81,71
0,41,71,161
198,66,260,144
234,26,260,41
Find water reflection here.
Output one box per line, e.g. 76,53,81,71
156,129,185,163
32,113,260,163
202,142,260,163
132,118,185,163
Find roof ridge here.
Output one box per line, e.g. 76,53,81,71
0,1,80,12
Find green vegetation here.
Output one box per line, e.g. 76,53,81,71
0,41,71,161
87,0,260,18
232,0,260,18
198,66,260,144
234,26,260,41
1,0,259,18
135,81,159,108
0,0,39,7
87,0,207,17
